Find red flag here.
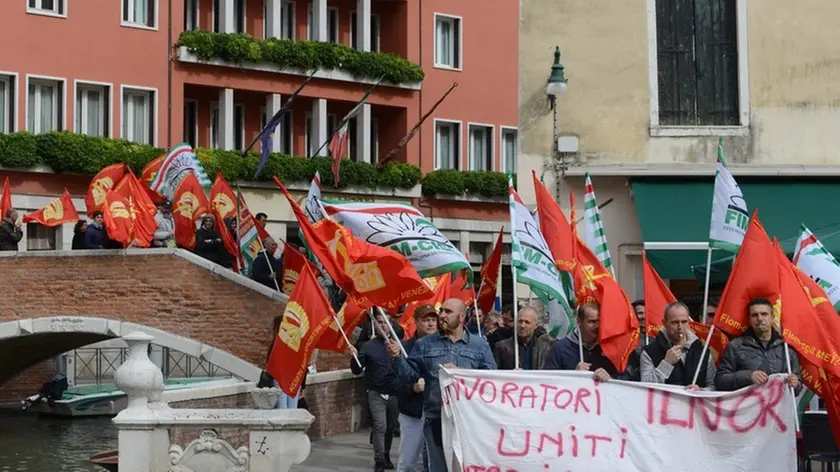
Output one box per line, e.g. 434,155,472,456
22,190,79,227
266,263,334,397
712,212,779,337
642,250,676,337
826,373,840,449
317,296,368,353
114,170,158,248
450,267,474,306
533,172,575,272
254,218,271,242
139,156,165,204
273,176,431,310
0,176,11,218
328,129,349,187
172,173,210,250
281,245,318,296
102,191,134,246
210,175,241,269
86,163,126,216
476,228,503,314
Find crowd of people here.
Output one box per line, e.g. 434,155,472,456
341,295,802,472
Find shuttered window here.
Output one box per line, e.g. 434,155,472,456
656,0,739,126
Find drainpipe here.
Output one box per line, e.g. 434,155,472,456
167,0,174,148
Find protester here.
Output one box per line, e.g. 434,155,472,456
84,211,107,249
543,303,630,381
387,298,496,472
715,297,802,393
153,200,176,248
632,299,646,338
357,310,405,348
71,220,88,250
493,306,554,370
482,311,502,337
255,212,268,226
252,237,283,290
349,312,403,472
194,215,230,267
705,298,719,323
640,301,715,390
0,209,23,251
395,304,437,472
485,305,514,351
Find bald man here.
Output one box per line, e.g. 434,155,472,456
386,297,496,472
493,306,555,370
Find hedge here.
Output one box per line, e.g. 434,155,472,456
176,30,425,85
421,169,514,199
0,132,422,190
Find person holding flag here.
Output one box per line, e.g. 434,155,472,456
0,209,23,251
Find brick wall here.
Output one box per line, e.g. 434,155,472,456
168,393,256,448
0,360,55,404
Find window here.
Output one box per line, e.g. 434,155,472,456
27,223,56,251
183,100,198,148
307,4,338,43
260,106,293,154
27,0,65,16
27,77,64,134
434,14,462,69
122,88,155,145
654,0,740,127
501,128,517,173
347,116,378,163
468,124,492,171
184,0,198,30
434,120,460,170
0,74,15,133
213,0,246,33
234,104,245,151
305,113,336,157
263,0,294,40
210,104,219,149
350,12,380,52
122,0,156,28
75,83,110,138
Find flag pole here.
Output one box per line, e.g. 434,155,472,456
690,324,715,386
374,307,408,358
569,191,585,364
700,247,714,324
333,312,361,366
235,182,282,292
234,186,243,275
509,177,520,369
472,295,483,338
783,340,801,432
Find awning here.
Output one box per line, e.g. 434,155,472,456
631,178,840,280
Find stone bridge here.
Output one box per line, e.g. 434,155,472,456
0,248,289,389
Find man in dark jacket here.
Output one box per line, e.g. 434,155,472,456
485,305,514,350
715,297,802,393
641,301,715,390
395,304,437,472
349,311,403,472
84,212,107,249
543,303,630,381
194,214,230,267
252,237,283,290
0,209,23,251
494,306,555,370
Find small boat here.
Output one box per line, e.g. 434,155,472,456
90,450,118,472
23,377,239,417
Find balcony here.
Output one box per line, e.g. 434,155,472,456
175,31,422,90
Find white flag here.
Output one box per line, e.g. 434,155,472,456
709,140,749,253
793,225,840,312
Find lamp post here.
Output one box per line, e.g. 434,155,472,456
545,46,568,200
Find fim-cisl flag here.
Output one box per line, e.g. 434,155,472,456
794,224,840,312
150,144,212,200
709,138,749,253
509,175,573,337
23,190,79,226
266,263,335,398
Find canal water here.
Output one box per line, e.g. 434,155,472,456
0,409,117,471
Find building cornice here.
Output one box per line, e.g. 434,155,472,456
563,163,840,177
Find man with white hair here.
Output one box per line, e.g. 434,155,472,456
493,306,555,370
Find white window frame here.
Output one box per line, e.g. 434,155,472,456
212,0,246,33
120,85,157,146
26,0,67,18
646,0,749,137
305,111,336,157
467,122,494,172
433,13,463,71
349,11,381,52
500,126,518,174
185,0,199,30
183,99,199,148
433,118,462,170
73,80,113,138
0,72,20,133
307,4,339,43
263,0,295,40
122,0,159,30
25,74,67,134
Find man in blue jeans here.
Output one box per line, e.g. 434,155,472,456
386,298,497,472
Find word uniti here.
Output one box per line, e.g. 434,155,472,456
646,377,787,433
443,377,601,415
496,424,629,460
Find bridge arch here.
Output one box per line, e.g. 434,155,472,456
0,316,261,386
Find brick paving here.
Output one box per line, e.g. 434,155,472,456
292,429,423,472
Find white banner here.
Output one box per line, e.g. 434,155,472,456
441,369,796,472
794,224,840,311
709,156,749,253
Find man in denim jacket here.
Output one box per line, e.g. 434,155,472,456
386,298,497,472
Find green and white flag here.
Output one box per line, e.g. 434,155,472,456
709,138,749,253
793,225,840,312
583,172,613,272
508,175,574,336
319,200,470,278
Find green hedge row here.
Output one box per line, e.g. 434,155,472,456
421,169,513,198
176,31,425,85
0,132,421,190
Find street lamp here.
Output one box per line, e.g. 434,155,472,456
544,46,569,200
546,46,568,109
